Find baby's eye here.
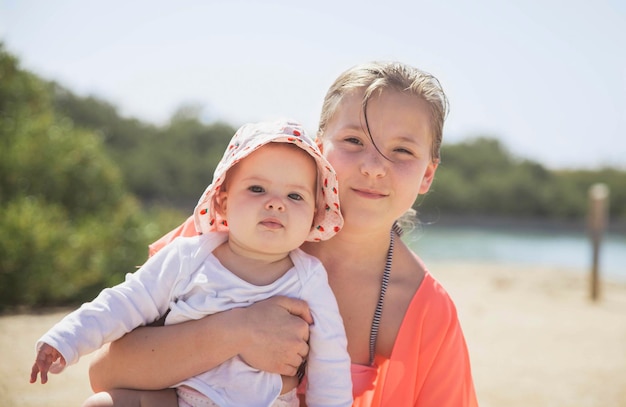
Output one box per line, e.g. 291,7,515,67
248,185,264,193
288,193,303,201
344,137,362,145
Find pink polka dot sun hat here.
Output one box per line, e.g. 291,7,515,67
193,119,343,241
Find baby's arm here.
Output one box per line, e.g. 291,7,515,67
29,239,188,386
30,343,66,384
300,265,352,406
89,296,313,391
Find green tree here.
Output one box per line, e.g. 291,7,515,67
0,44,174,309
419,136,599,221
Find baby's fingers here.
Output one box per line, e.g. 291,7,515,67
39,367,49,384
29,362,39,383
29,362,48,384
31,349,56,384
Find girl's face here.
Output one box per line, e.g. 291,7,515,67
217,143,317,256
319,89,438,231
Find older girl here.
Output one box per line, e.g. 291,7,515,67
89,62,479,406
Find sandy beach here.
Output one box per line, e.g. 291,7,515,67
2,261,625,407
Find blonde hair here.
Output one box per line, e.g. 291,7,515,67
317,61,449,163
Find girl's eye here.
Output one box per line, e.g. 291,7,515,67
288,193,303,201
394,147,414,156
248,185,264,193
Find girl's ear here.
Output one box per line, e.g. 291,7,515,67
315,137,324,152
419,159,439,194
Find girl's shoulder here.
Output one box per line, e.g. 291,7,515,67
390,240,427,292
396,241,459,321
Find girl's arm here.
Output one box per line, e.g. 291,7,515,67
89,296,313,391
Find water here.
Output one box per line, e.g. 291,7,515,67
406,226,626,282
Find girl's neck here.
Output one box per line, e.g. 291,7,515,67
303,225,393,277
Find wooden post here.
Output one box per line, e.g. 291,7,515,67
588,183,609,301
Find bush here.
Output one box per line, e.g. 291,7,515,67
0,195,187,310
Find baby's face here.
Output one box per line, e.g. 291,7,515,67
218,143,317,255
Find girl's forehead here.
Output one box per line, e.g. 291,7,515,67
333,89,430,128
335,88,425,117
326,90,366,126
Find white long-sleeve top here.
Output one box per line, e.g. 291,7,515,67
38,233,352,407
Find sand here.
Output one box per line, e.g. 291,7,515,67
2,261,625,406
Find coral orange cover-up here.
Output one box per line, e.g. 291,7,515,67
350,270,478,406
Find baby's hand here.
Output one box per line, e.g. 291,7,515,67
30,343,65,384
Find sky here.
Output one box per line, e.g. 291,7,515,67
1,0,625,169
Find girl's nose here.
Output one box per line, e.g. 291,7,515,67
361,149,387,178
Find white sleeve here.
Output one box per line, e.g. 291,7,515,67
299,261,353,407
36,238,191,371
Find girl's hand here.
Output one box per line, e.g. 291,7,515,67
30,343,65,384
236,296,312,376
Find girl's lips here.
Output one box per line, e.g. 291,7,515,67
352,188,387,199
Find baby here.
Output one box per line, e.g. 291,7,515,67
30,120,352,407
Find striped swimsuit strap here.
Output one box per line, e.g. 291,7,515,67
368,227,396,366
